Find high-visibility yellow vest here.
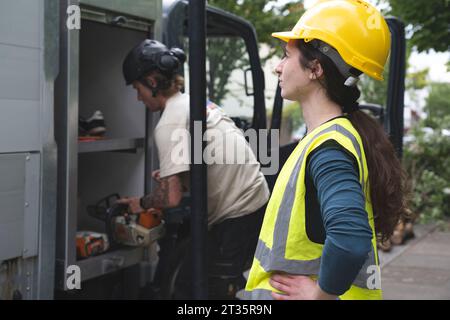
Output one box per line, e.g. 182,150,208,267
245,117,382,300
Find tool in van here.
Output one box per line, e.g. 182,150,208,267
87,194,162,247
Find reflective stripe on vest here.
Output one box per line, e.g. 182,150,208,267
246,119,381,299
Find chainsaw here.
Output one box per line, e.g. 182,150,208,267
87,194,162,248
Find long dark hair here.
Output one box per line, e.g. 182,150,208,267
296,39,410,241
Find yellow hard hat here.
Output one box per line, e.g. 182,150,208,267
272,0,391,81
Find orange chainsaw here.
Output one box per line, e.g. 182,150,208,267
87,194,162,248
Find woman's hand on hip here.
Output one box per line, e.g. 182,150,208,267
270,273,338,300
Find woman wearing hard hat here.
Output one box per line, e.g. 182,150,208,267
244,0,409,300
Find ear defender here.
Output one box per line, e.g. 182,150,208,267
157,48,186,72
138,46,186,73
123,40,186,86
170,48,187,64
158,52,180,71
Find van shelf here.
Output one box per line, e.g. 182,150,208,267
78,138,145,154
76,223,165,282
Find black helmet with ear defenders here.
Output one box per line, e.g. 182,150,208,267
123,39,186,85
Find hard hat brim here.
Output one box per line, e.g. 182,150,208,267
272,31,303,43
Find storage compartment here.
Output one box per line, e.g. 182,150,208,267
79,20,147,140
55,6,163,289
77,152,145,232
77,20,148,235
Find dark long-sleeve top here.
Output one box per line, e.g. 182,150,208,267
305,140,373,295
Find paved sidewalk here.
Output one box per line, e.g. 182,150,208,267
239,224,450,300
380,224,450,300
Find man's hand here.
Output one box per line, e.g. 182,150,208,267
117,197,144,214
269,274,338,300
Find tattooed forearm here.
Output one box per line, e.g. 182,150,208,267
141,175,183,209
142,179,169,209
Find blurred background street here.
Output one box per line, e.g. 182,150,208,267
380,223,450,300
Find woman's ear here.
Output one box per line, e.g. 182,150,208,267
310,60,324,80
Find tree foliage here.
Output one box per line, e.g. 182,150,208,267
403,81,450,224
205,37,246,103
204,0,304,104
403,115,450,223
423,82,450,128
359,67,389,106
208,0,304,61
388,0,450,53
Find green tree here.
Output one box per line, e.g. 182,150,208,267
359,66,389,106
349,0,448,108
407,68,429,91
403,82,450,223
359,42,430,109
206,37,246,103
204,0,304,104
423,82,450,128
388,0,450,53
208,0,304,61
403,116,450,223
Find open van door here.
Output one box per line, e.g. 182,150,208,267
155,0,268,299
163,0,266,130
